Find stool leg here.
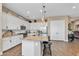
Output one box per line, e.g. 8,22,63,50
49,44,52,56
43,44,46,56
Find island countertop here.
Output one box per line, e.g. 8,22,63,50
23,35,48,41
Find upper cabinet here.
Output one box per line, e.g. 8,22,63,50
2,12,29,30
2,12,7,29
7,13,20,30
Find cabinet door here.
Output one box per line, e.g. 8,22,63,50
34,41,41,56
2,12,7,29
13,37,21,45
11,36,22,47
3,38,12,51
50,20,65,41
16,35,22,44
11,37,17,47
22,40,34,56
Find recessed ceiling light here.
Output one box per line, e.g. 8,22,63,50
26,11,30,14
72,6,76,9
40,10,42,13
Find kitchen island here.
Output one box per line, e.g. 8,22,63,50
22,35,48,56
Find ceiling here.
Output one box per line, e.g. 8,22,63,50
3,3,79,20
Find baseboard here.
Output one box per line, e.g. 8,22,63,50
64,39,68,42
51,39,68,42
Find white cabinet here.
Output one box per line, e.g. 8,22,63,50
3,37,12,51
2,12,7,29
22,40,34,56
2,12,29,30
11,35,22,47
34,41,41,56
22,40,41,56
3,35,22,51
49,20,66,41
7,13,19,30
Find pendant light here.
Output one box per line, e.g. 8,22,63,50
42,3,46,21
41,3,47,26
6,11,9,29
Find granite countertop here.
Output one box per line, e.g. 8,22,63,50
2,31,23,38
24,35,48,41
2,30,48,41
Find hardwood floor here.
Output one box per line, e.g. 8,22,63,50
2,39,79,56
3,44,22,56
51,39,79,56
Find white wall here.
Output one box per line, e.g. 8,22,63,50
2,12,29,30
0,3,2,55
0,12,2,51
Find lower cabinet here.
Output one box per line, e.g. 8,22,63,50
22,40,41,56
3,37,12,51
11,35,22,47
3,35,22,51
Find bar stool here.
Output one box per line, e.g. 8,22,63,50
42,36,52,56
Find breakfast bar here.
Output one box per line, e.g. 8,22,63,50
22,35,48,56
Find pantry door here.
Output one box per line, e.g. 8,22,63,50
49,20,65,41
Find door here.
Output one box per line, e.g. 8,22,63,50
49,20,65,41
